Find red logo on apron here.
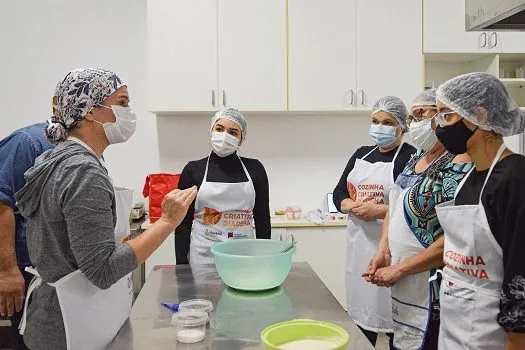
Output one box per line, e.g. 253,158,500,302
203,207,222,225
347,183,357,201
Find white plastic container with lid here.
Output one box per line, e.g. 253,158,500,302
178,299,214,324
171,310,209,344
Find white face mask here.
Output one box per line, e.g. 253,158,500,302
96,105,137,144
407,118,438,151
211,131,239,157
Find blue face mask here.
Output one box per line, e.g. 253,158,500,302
368,124,398,147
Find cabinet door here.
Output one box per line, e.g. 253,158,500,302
287,227,347,309
424,0,489,53
147,0,218,112
356,0,423,110
288,0,357,111
488,32,525,54
145,233,175,278
217,0,286,111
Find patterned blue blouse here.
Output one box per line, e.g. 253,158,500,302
399,149,474,247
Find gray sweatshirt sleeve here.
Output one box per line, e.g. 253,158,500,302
59,163,137,289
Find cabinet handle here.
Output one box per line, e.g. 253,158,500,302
480,32,487,48
359,90,365,106
350,90,355,105
222,90,226,107
211,90,216,107
490,32,498,48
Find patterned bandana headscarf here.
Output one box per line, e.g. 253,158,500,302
46,67,125,143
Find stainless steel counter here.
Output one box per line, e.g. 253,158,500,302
110,262,372,349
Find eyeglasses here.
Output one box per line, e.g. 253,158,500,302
435,111,457,127
407,108,437,125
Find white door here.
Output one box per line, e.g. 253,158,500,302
424,0,489,53
356,0,423,110
288,0,357,111
217,0,287,111
488,31,525,54
147,0,218,112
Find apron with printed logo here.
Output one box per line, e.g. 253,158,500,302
435,144,507,350
189,155,256,266
346,145,402,332
20,137,134,350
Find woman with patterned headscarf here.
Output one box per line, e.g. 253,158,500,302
175,108,271,266
14,68,197,350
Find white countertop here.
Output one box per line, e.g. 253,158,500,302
140,216,347,230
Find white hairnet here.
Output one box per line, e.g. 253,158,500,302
372,96,409,132
412,89,437,107
211,108,247,141
436,72,525,137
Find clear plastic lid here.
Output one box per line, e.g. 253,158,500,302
171,310,209,327
178,299,214,313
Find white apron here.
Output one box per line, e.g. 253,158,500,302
387,151,449,350
388,182,432,350
19,138,134,350
436,144,507,350
189,155,256,266
346,145,402,332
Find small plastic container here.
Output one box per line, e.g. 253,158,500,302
178,299,214,324
285,206,302,220
171,310,208,344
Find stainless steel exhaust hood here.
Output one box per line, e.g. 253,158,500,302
466,0,525,31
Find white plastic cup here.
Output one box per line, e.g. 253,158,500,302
178,299,214,325
171,310,208,344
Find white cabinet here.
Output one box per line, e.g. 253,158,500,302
288,0,357,111
276,227,347,310
145,233,175,278
356,0,422,109
289,0,422,111
218,0,286,111
424,0,525,54
148,0,218,112
487,32,525,54
148,0,286,113
424,0,489,53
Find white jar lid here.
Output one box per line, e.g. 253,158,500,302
179,299,214,313
171,310,209,327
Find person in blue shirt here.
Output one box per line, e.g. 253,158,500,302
0,83,58,349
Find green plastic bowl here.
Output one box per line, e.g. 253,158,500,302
261,319,349,350
210,239,296,291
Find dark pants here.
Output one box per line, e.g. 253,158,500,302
8,267,33,350
421,305,440,350
357,325,394,349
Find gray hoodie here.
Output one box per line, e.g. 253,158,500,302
15,141,137,350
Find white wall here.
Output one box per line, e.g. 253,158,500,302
0,0,373,212
157,113,373,211
0,0,158,203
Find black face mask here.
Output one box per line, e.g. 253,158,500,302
435,119,478,155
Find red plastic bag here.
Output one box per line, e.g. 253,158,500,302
143,173,181,223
